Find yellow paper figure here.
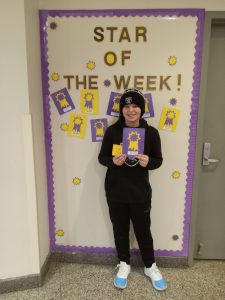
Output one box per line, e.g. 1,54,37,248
112,95,121,113
55,92,70,108
144,97,149,113
94,121,105,136
67,113,87,138
158,107,180,132
80,90,98,114
128,131,141,151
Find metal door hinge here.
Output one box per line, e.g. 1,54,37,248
202,142,219,166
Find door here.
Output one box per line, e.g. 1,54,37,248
195,22,225,259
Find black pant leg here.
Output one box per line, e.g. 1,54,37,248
130,202,155,268
107,200,131,264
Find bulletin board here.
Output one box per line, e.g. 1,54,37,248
39,9,204,257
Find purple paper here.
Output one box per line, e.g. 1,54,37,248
51,87,75,115
142,93,154,118
90,118,108,142
106,92,122,117
122,128,145,156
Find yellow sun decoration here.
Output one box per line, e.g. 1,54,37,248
51,73,60,81
86,61,96,70
168,56,177,65
73,177,81,185
60,123,69,131
56,229,64,237
172,171,181,179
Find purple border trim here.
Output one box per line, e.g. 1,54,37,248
39,12,57,249
39,9,205,257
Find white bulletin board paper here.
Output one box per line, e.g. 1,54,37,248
40,9,204,257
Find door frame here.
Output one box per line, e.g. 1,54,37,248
188,11,225,266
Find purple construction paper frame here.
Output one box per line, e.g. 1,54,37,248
39,9,205,257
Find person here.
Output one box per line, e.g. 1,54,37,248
98,88,167,291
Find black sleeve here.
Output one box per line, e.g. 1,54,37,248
146,128,163,170
98,127,116,168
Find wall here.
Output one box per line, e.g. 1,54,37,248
38,0,225,11
24,0,50,268
0,0,38,279
0,0,49,280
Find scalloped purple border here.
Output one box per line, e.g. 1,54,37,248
39,9,205,257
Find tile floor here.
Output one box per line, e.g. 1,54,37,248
0,260,225,300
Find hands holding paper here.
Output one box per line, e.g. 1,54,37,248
112,143,149,167
135,154,149,167
113,154,126,166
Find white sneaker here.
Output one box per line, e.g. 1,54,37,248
144,263,167,291
114,261,131,289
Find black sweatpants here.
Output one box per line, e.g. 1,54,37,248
107,200,155,268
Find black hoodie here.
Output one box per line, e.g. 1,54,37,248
98,118,163,203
